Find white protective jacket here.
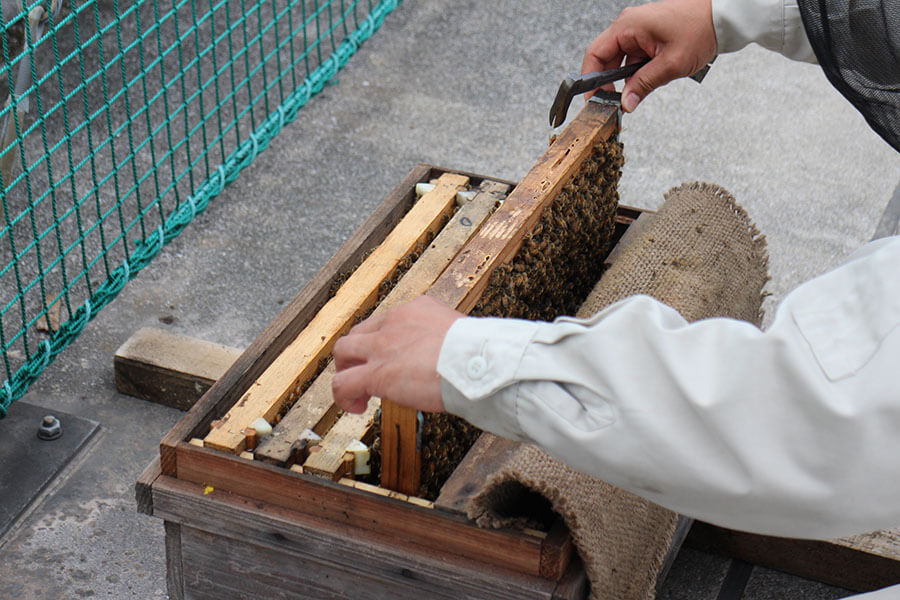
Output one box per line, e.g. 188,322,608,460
438,1,900,597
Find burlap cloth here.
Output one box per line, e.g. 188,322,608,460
467,182,769,599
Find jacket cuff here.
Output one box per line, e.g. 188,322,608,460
438,316,540,440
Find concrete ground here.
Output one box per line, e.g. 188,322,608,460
1,0,898,598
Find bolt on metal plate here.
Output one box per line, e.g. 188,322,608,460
37,414,62,440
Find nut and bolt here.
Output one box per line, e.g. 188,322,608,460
37,414,62,440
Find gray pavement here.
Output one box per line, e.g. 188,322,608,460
0,1,898,598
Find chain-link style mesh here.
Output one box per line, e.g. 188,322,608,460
0,0,401,416
799,0,900,153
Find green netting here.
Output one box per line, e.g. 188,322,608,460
0,0,401,416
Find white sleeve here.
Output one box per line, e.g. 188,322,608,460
712,0,818,62
438,235,900,540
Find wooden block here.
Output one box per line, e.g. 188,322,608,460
686,521,900,593
540,520,575,580
115,327,243,410
202,173,468,454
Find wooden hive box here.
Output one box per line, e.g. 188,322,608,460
137,101,640,600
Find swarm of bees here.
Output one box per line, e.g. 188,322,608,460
473,140,624,322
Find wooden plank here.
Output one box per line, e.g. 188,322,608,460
253,359,341,466
427,101,618,314
434,432,520,514
300,183,508,480
338,478,435,508
164,521,185,600
152,474,560,599
135,456,162,516
115,327,243,410
203,172,469,454
159,164,435,475
686,521,900,592
379,397,421,494
174,442,553,578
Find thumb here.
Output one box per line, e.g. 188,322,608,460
621,54,681,112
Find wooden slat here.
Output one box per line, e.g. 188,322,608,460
159,164,436,476
427,101,618,314
302,400,379,479
152,474,563,600
686,522,900,593
174,442,551,578
434,432,520,514
135,456,162,516
300,183,508,480
164,521,185,600
115,327,242,410
379,397,421,494
339,478,435,508
253,360,341,465
203,172,468,454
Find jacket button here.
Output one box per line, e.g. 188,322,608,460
466,355,487,380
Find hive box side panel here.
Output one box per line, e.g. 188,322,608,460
153,475,567,600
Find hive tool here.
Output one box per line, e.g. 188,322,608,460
549,59,712,128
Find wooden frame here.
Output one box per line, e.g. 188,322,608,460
380,100,620,494
141,102,633,599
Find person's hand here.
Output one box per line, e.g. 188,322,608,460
332,296,464,414
583,0,717,112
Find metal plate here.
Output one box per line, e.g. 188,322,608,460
0,401,99,539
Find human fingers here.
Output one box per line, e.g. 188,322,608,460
582,27,633,95
346,310,386,336
333,330,375,371
620,52,680,112
331,364,374,414
619,0,717,111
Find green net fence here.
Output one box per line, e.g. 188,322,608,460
0,0,401,416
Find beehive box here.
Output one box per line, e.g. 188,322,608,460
137,101,638,600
